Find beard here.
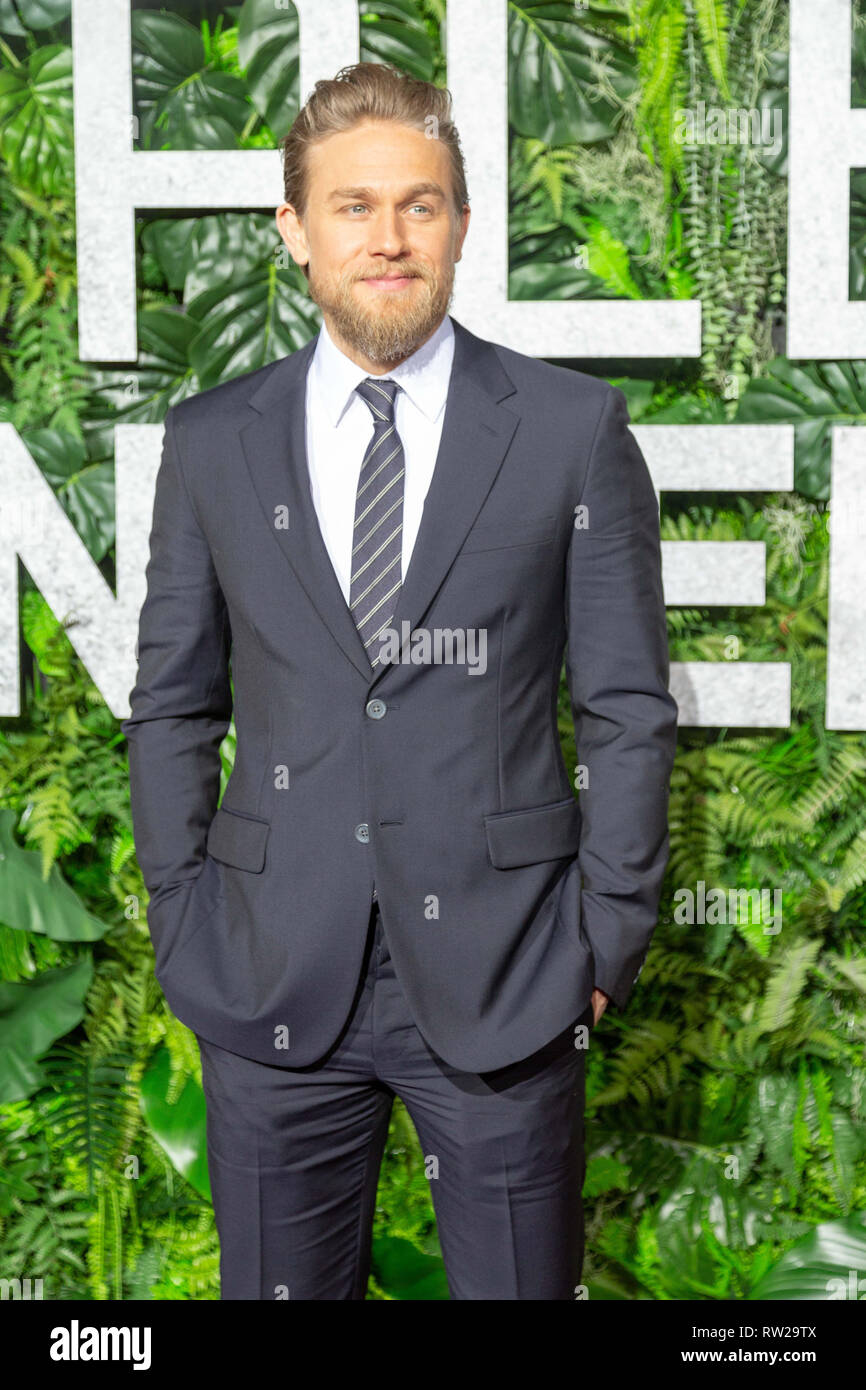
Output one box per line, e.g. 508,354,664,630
306,255,455,367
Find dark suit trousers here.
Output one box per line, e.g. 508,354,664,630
196,901,592,1300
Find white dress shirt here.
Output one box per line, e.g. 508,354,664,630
304,313,455,604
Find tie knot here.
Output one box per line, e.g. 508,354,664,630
356,376,399,422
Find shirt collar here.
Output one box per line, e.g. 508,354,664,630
310,312,455,427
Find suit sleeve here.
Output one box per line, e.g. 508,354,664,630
565,384,678,1011
121,405,232,901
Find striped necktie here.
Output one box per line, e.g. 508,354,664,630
350,377,405,671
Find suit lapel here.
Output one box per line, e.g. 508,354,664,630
239,335,374,680
238,315,521,685
367,319,520,688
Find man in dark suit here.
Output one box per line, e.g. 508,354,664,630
122,61,678,1300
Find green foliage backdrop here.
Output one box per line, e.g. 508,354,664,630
1,0,866,1301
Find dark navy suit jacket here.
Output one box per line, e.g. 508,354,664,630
121,314,678,1070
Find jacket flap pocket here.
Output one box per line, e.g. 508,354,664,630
206,807,270,872
484,796,581,868
460,513,557,554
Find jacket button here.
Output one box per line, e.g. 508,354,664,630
365,699,387,719
355,823,370,843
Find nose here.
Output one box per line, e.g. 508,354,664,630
366,206,410,261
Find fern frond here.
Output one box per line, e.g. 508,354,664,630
755,939,822,1034
694,0,732,110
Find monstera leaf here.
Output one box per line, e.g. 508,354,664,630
509,2,637,146
0,44,72,195
510,213,625,299
87,306,198,457
238,0,433,132
13,0,69,26
141,212,284,302
0,958,94,1104
735,359,866,500
140,1045,210,1200
188,263,319,389
0,0,69,31
850,172,866,301
23,428,115,562
237,0,299,133
510,256,617,299
359,0,435,81
0,0,25,33
0,808,109,942
132,10,251,150
749,1213,866,1300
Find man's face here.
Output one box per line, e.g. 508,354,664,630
276,119,470,370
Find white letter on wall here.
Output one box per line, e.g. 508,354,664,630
826,427,866,729
635,424,795,727
72,0,358,361
0,425,162,717
788,0,866,357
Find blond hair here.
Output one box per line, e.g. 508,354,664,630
279,61,469,245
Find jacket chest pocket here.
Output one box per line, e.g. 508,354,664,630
458,513,557,555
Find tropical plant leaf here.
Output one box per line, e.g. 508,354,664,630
583,1153,631,1197
510,255,618,299
187,262,319,389
735,359,866,500
583,216,641,297
850,172,866,301
637,1,686,128
38,1043,135,1192
359,0,435,81
749,1074,800,1188
754,49,787,177
11,0,71,28
755,939,821,1034
508,1,637,146
693,0,731,103
657,1154,775,1252
141,212,283,303
641,393,729,422
749,1212,866,1299
0,808,108,940
0,0,26,35
87,306,199,456
0,958,94,1104
0,45,73,197
132,11,251,150
139,1044,210,1200
22,428,115,562
370,1233,450,1300
237,0,299,134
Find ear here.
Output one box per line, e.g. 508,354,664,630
454,204,471,264
275,203,310,270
